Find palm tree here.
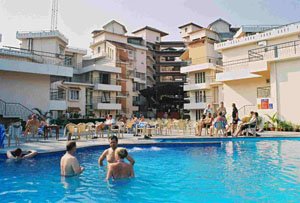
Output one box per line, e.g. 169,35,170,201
32,108,52,121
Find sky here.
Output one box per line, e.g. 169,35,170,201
0,0,299,51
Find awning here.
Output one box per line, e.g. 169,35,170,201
68,107,81,112
69,87,81,90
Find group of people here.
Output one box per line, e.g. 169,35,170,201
197,102,260,137
60,135,134,180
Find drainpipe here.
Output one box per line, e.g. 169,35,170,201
274,62,280,117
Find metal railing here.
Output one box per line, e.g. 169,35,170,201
223,40,300,67
183,57,223,66
0,98,34,121
186,96,213,104
257,86,271,98
93,77,118,85
50,89,66,100
116,91,129,97
1,46,83,68
93,97,119,104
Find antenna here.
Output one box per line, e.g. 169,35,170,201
50,0,58,30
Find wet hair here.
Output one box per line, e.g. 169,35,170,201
115,147,128,159
14,148,22,157
218,112,223,116
109,135,118,143
201,115,206,119
255,112,259,117
66,141,76,152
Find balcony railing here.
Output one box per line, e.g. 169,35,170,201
93,97,119,104
257,86,271,98
50,89,66,100
93,77,118,85
1,46,82,68
223,40,300,68
183,57,223,66
186,96,213,104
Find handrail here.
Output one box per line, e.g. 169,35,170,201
0,98,35,121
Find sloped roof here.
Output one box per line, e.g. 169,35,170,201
178,22,203,29
103,20,127,33
107,40,135,50
208,18,231,28
132,26,168,37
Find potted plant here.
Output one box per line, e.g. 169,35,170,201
266,112,279,131
296,125,300,132
263,121,270,131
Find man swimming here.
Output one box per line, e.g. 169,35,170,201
106,147,134,180
60,141,84,177
6,148,37,159
98,135,135,166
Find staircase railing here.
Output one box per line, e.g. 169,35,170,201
0,99,35,121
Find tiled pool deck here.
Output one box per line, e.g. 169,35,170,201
1,131,300,155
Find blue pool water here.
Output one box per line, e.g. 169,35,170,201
1,138,300,202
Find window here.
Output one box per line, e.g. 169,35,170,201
156,36,160,41
196,109,204,120
185,28,188,33
59,45,65,55
195,72,206,84
101,92,111,103
195,90,206,103
69,90,79,101
98,47,101,54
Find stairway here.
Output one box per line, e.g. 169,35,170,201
0,98,34,122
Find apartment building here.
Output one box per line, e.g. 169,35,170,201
215,21,300,124
0,30,88,120
133,26,186,118
179,19,236,120
89,20,147,117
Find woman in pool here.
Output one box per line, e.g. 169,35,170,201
6,148,38,159
106,148,134,180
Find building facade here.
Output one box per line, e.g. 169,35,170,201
179,20,236,120
215,21,300,124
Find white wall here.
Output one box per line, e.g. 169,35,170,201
134,30,161,44
103,22,126,35
272,59,300,124
0,71,50,111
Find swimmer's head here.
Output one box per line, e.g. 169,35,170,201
115,147,128,159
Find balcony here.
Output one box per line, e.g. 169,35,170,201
217,40,300,81
49,89,67,110
180,57,223,74
184,97,213,110
215,22,300,50
93,78,121,92
184,82,210,91
93,97,121,110
116,91,129,98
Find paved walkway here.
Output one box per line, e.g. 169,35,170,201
1,131,300,155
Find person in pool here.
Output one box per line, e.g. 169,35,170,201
106,147,134,180
60,141,84,177
98,135,135,166
6,148,37,159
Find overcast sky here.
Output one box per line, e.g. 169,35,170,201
0,0,299,51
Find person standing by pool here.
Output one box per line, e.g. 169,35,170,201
106,147,134,180
98,135,135,166
217,101,227,117
60,141,84,177
231,103,239,134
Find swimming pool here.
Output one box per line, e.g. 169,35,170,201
1,138,300,202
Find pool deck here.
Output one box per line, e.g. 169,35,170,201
1,131,300,155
